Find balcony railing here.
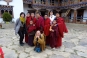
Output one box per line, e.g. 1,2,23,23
58,0,87,9
32,0,58,9
64,17,87,24
23,0,32,4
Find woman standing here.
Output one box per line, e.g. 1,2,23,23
15,12,26,46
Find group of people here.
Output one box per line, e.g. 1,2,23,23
15,11,68,52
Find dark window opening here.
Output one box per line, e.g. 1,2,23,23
5,10,8,12
9,11,12,15
28,4,32,8
1,10,4,14
50,0,54,5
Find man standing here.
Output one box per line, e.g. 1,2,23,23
35,12,44,33
55,13,68,48
44,14,51,45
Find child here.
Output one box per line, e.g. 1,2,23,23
0,47,4,58
49,20,59,49
33,30,45,52
27,20,36,46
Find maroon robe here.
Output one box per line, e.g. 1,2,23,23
27,25,36,46
25,16,37,43
49,25,59,48
56,17,68,47
44,18,51,45
36,16,44,33
25,16,31,43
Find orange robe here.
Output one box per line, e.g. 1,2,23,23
56,17,68,47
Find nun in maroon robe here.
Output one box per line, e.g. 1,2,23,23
55,13,68,48
36,12,44,33
49,20,59,48
44,14,51,45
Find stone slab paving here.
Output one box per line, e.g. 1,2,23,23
0,23,87,58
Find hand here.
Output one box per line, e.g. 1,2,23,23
33,24,35,26
52,30,54,32
49,29,52,31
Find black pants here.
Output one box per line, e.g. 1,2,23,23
18,30,24,44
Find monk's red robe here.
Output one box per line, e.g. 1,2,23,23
36,16,44,33
56,17,68,47
0,48,4,58
25,16,37,43
44,18,50,36
25,16,31,43
44,18,51,45
27,25,36,46
49,25,59,48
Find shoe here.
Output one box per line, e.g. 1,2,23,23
20,43,24,46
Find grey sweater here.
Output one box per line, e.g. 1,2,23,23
14,18,23,35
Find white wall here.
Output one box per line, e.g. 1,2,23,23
0,1,7,5
10,0,24,23
83,10,87,20
23,4,28,15
0,0,24,23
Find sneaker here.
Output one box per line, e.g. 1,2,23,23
20,43,24,46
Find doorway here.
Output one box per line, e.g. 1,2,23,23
39,9,47,17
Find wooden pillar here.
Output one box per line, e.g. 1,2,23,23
47,9,50,17
73,9,77,23
68,0,70,5
33,0,35,4
46,0,48,5
58,0,60,6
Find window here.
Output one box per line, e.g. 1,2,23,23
50,0,54,5
41,0,46,4
0,5,13,18
28,4,32,8
1,10,4,14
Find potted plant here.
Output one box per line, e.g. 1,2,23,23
2,12,12,24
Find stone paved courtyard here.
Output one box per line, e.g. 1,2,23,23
0,23,87,58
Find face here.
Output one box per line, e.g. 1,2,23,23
52,20,57,25
30,21,33,25
56,13,60,17
36,31,41,36
31,13,35,17
36,14,39,18
21,14,25,18
44,15,48,19
27,13,30,17
50,11,53,15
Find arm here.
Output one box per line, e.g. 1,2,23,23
14,19,19,30
41,18,44,33
38,34,44,44
33,36,37,46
